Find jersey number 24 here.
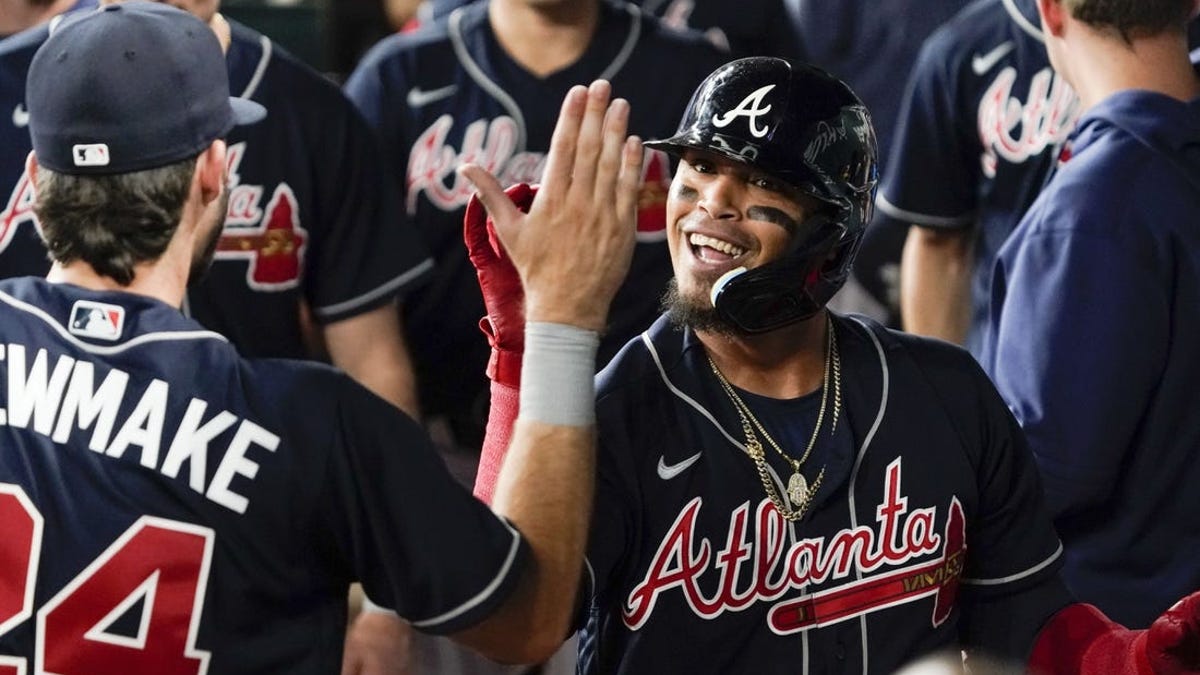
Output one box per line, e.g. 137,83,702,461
0,483,214,674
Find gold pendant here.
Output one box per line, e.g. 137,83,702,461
787,471,808,505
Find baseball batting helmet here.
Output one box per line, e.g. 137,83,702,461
645,57,878,333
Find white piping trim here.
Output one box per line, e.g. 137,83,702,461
644,332,748,452
409,518,523,628
448,7,528,152
311,258,434,319
875,193,974,229
1002,0,1045,43
846,316,889,675
238,34,273,100
0,290,228,355
598,4,642,82
844,317,892,672
962,542,1063,586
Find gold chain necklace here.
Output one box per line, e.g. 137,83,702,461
707,318,841,522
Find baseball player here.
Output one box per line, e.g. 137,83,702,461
344,0,726,450
876,0,1081,355
789,0,972,326
0,3,639,670
0,0,429,414
982,0,1200,630
421,0,802,58
465,56,1200,673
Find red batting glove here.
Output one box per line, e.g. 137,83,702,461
1029,594,1200,675
463,183,536,387
463,183,536,504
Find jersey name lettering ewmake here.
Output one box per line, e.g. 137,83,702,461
0,343,279,514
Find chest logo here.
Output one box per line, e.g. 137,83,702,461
408,114,671,242
214,142,308,290
712,85,776,139
624,457,966,633
977,66,1080,178
657,452,702,481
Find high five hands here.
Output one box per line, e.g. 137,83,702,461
459,80,643,333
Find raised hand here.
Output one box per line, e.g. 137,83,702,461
459,80,643,333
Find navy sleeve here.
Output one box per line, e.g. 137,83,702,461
578,390,642,628
343,38,411,202
986,194,1166,521
305,92,432,323
876,26,979,229
921,352,1074,661
956,365,1072,659
317,375,528,634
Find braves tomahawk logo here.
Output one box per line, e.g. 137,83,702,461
977,66,1080,178
0,142,307,290
623,458,966,633
407,114,672,242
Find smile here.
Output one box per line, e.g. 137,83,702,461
689,232,747,262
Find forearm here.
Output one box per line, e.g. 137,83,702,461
325,303,422,419
900,225,973,344
455,324,598,663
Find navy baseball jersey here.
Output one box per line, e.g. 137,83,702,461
344,0,726,436
0,277,526,673
0,19,432,359
983,90,1200,628
423,0,801,58
579,313,1071,673
875,0,1081,355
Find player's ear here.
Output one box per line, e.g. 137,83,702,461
196,139,227,205
25,152,38,188
1036,0,1067,37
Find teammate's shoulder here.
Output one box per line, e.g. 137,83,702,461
0,22,49,64
619,1,727,60
227,20,338,95
836,313,989,387
356,13,456,70
920,0,1016,61
595,314,686,403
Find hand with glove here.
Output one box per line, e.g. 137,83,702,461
460,81,644,504
463,184,535,502
1029,592,1200,675
463,183,537,388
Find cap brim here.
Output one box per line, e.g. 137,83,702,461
230,97,266,126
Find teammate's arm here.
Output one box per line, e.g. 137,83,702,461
900,224,973,345
325,301,421,418
448,80,641,663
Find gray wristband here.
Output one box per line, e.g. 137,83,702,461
520,322,599,426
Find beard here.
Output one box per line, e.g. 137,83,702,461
188,186,228,287
661,278,747,338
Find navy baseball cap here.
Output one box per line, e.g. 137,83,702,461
26,1,265,175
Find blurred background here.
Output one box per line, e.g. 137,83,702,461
223,0,403,81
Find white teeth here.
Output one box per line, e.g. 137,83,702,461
689,233,746,258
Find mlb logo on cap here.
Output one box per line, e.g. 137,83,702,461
68,300,125,341
73,144,110,167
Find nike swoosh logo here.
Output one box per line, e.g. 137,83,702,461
657,452,702,480
12,103,29,129
406,84,458,108
972,41,1015,76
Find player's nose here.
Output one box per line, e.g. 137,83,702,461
696,174,743,221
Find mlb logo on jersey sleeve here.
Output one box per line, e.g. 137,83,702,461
69,300,125,341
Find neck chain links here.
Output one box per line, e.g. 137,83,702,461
707,318,841,522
